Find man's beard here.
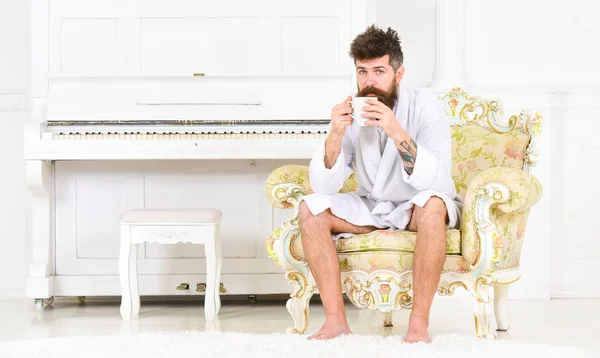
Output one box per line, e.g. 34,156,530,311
357,82,398,110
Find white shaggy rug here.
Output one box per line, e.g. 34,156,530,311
0,331,590,358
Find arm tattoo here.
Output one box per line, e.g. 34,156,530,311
399,139,418,175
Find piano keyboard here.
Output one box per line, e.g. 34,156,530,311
30,121,329,160
52,132,328,140
46,119,330,140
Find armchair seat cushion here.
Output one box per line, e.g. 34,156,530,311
335,229,462,255
338,252,471,275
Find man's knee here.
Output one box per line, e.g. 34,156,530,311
299,201,311,222
423,197,447,217
299,201,329,230
410,197,447,231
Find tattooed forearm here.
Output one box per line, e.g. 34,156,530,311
398,139,418,175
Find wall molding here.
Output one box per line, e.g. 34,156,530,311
0,93,26,112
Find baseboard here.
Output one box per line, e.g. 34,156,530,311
551,291,600,299
433,293,551,300
0,295,28,300
7,288,597,300
4,292,593,301
53,274,291,296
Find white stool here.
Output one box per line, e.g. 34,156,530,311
119,209,222,321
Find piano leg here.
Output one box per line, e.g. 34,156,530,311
26,160,55,306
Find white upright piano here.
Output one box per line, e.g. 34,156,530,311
24,0,375,307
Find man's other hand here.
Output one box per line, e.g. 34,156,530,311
330,96,354,137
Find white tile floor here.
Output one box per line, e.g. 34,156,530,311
0,296,598,352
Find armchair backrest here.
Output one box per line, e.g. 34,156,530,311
443,88,542,198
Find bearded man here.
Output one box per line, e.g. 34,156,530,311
298,25,463,343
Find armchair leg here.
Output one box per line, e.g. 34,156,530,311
382,311,393,327
472,278,496,339
494,284,510,331
285,270,316,335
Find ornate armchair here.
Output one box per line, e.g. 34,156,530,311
264,88,543,339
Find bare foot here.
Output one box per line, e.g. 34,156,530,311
308,316,352,340
403,314,432,343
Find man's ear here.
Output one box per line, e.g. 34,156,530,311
395,65,405,84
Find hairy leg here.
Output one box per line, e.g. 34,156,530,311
404,197,448,343
298,201,379,340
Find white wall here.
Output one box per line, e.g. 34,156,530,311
0,0,29,298
1,0,598,298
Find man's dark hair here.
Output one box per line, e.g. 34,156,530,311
349,25,404,70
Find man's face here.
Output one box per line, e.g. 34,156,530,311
355,54,404,110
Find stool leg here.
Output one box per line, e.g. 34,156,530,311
130,243,140,316
214,230,222,315
204,234,218,321
119,225,133,320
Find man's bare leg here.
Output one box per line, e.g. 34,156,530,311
404,197,448,343
298,201,378,340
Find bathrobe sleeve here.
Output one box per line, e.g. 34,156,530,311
309,124,354,195
402,97,454,193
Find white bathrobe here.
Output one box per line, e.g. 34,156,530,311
302,82,463,238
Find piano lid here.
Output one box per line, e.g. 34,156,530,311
46,77,352,123
40,0,375,124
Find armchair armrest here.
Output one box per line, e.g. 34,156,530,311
265,165,312,210
264,165,310,277
264,164,358,271
460,167,543,277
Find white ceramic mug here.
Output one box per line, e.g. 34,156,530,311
350,96,378,126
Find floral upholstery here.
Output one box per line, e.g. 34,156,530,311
460,166,542,266
271,228,461,265
265,165,311,209
265,165,356,209
336,229,461,255
450,124,529,198
338,252,470,275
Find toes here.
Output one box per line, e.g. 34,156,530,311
307,326,352,341
308,333,324,340
308,332,333,340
